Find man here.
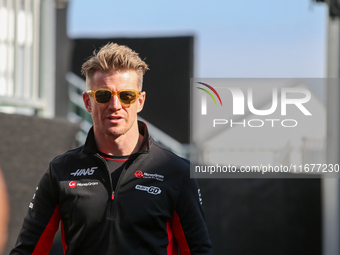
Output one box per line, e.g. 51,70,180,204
10,43,213,254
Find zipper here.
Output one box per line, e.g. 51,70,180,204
95,154,116,218
95,152,142,218
111,164,129,217
95,154,114,200
112,154,141,218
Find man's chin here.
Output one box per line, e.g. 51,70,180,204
105,125,132,137
96,122,135,138
105,128,124,137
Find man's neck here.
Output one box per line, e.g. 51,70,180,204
94,127,142,156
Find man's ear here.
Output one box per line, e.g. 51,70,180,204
137,92,146,113
83,92,92,113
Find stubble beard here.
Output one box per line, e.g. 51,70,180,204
103,116,137,139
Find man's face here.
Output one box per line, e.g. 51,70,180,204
83,70,145,139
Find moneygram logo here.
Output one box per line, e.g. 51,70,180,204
196,83,312,128
134,170,144,178
68,181,99,188
196,82,223,115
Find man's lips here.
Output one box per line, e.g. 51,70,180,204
106,115,123,122
108,115,122,119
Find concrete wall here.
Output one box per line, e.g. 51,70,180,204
0,112,79,254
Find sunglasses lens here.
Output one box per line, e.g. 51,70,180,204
119,91,137,105
95,90,112,103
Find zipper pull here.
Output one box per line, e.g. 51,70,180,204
111,191,115,200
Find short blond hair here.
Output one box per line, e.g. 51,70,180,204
81,42,149,90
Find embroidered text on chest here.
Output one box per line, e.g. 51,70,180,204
70,167,98,176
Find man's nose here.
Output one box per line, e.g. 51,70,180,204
108,94,122,110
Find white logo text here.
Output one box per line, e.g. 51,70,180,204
70,167,98,176
135,185,162,195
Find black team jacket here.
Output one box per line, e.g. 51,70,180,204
10,121,213,255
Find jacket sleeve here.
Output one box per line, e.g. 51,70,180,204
172,167,213,255
10,163,60,255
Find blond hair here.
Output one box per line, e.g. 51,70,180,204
81,42,149,90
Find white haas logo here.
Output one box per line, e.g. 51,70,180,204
70,167,98,176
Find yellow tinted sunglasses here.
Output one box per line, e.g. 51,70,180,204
86,89,141,106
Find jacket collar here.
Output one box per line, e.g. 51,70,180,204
82,120,151,155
